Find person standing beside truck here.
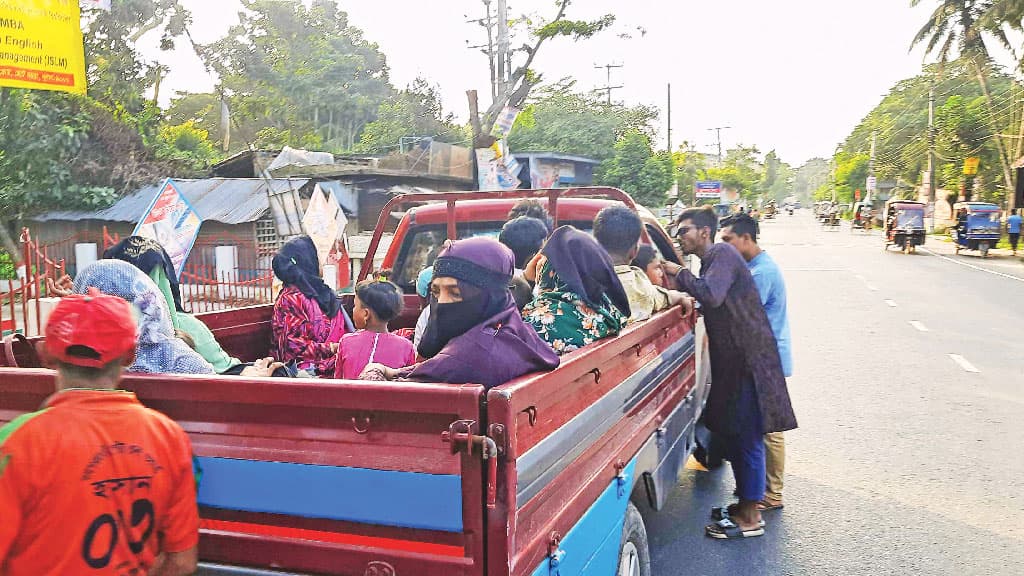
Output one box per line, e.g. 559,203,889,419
663,206,797,540
0,291,199,575
720,213,792,512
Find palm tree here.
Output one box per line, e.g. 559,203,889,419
911,0,1016,202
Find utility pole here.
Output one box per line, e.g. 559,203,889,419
928,79,936,211
867,129,877,203
594,63,624,105
666,83,672,152
466,1,497,101
707,126,731,165
495,0,509,97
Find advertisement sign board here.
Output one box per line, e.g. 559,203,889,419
133,179,202,279
0,1,87,94
695,181,723,199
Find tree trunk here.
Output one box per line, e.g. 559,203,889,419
0,220,21,261
972,61,1015,200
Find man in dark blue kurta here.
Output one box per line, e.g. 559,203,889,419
663,207,797,539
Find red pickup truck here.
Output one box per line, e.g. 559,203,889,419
0,187,709,576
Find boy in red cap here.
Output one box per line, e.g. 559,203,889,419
0,289,199,575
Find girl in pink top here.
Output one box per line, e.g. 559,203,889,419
335,280,416,380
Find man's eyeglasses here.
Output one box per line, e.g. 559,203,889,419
675,225,694,237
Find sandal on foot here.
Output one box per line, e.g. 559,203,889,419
757,499,784,511
706,517,765,539
711,505,766,527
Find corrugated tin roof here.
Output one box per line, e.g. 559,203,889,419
32,178,310,224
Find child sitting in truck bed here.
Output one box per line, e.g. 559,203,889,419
335,279,415,380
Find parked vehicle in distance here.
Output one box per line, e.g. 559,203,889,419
883,200,926,253
951,201,1001,257
0,188,710,576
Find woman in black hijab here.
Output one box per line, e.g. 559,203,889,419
271,235,353,376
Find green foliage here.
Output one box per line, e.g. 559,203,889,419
837,60,1019,202
154,120,220,173
206,0,392,153
706,146,764,203
507,82,658,162
536,14,616,41
596,130,673,208
793,158,829,203
164,92,222,141
356,79,465,153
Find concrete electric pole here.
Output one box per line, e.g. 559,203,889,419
707,126,731,165
666,83,672,152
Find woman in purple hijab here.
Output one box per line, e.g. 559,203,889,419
365,236,559,388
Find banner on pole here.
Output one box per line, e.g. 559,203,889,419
476,141,521,190
133,179,203,279
0,1,87,94
490,106,521,139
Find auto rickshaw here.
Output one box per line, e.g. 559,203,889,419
763,201,777,219
821,202,841,229
883,200,926,253
851,201,873,233
951,201,1002,257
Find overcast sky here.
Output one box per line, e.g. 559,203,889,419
140,0,1018,166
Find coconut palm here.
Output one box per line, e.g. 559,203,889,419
911,0,1015,197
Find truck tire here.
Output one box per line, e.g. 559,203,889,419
617,503,651,576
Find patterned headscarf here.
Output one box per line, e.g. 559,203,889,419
73,260,215,375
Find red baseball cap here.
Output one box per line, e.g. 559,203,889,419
45,288,137,368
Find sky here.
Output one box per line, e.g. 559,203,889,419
139,0,1018,166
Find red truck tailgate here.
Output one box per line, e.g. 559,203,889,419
0,369,488,576
485,311,698,576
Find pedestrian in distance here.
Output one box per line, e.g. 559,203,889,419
0,290,200,575
1008,209,1022,256
720,213,793,512
662,206,797,540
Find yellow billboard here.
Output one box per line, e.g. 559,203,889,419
0,1,86,94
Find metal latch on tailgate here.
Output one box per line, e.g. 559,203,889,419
441,420,503,509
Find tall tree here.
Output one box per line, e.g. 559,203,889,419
355,78,466,153
911,0,1016,200
477,1,615,142
205,0,392,152
507,81,658,162
596,130,674,208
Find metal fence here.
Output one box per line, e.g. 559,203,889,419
2,227,279,336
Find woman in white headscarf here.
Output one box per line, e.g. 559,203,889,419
73,260,216,375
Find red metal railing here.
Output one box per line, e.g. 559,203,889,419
0,228,68,336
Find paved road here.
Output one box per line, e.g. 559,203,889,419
645,213,1024,575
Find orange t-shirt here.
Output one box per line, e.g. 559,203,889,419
0,389,199,575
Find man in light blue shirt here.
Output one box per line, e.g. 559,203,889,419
1007,209,1021,256
720,213,791,511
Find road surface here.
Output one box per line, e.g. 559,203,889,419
646,212,1024,575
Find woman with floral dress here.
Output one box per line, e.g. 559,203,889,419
523,226,631,355
271,235,353,376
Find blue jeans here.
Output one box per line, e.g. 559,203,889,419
723,376,766,502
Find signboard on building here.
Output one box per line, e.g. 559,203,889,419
133,179,202,279
695,181,723,199
0,1,87,94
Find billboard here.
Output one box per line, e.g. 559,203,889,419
695,181,723,199
133,179,203,279
0,1,87,94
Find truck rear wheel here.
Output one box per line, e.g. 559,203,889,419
617,503,651,576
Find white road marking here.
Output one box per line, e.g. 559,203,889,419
853,274,879,291
909,321,929,332
884,299,898,307
948,354,980,373
920,247,1024,283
